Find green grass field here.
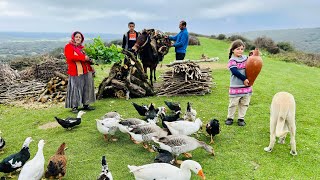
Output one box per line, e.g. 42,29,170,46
1,38,320,179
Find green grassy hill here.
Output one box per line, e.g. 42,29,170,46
1,38,320,179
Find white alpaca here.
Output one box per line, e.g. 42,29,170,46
264,92,297,155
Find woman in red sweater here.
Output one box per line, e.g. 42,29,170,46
64,31,95,113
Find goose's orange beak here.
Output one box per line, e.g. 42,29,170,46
197,169,205,180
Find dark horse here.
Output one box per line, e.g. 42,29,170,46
132,29,170,86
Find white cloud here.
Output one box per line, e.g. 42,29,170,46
0,1,31,17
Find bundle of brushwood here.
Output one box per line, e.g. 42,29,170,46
37,71,68,103
0,64,20,85
33,57,67,82
96,49,154,99
0,80,46,104
157,62,214,96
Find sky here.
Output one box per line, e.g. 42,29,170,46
0,0,319,35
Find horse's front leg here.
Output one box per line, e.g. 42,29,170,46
150,68,153,86
154,67,157,82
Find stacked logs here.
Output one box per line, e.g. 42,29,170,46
0,80,46,104
33,57,67,82
96,49,154,99
37,71,68,103
157,62,214,96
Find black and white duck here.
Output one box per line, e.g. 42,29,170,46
132,102,149,116
206,119,220,144
55,111,86,130
97,156,113,180
152,145,174,165
159,111,182,129
183,102,197,121
164,101,181,112
0,137,33,178
0,131,5,154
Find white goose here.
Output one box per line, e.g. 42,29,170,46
165,118,203,136
96,118,120,141
128,160,205,180
152,135,214,160
128,124,168,152
18,140,45,180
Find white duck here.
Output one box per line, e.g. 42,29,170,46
165,118,203,136
102,112,121,121
128,124,168,152
183,102,197,121
152,135,214,160
18,140,45,180
96,118,120,142
128,160,205,180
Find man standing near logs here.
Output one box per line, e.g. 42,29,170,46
122,22,139,52
168,20,189,60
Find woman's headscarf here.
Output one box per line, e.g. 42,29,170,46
69,31,85,49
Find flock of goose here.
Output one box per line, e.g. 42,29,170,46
0,101,220,180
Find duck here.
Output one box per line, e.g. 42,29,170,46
18,139,45,180
118,118,149,134
132,102,149,116
164,101,181,112
128,124,168,152
96,118,120,142
160,111,182,129
165,118,203,136
102,111,121,120
152,135,214,161
44,143,67,180
183,102,197,121
206,119,220,144
128,160,205,180
152,145,174,165
145,103,159,123
55,111,86,130
0,131,5,154
0,137,33,178
97,156,113,180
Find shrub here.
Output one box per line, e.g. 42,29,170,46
217,34,226,40
105,39,122,47
254,36,279,54
189,36,200,46
277,42,295,52
210,35,216,39
49,47,65,59
274,51,320,67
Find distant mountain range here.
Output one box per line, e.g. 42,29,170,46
231,27,320,54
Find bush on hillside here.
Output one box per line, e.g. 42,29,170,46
275,51,320,67
189,36,200,46
105,39,122,47
277,42,295,52
9,56,44,71
49,47,65,59
254,36,279,54
210,35,216,39
217,34,226,40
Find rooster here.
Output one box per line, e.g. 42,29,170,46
206,119,220,144
55,111,85,130
45,142,67,180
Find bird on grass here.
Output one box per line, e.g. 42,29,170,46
164,101,181,112
206,119,220,144
0,131,6,154
0,137,33,178
55,111,86,130
97,156,113,180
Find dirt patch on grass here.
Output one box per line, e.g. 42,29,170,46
8,99,64,109
39,121,60,130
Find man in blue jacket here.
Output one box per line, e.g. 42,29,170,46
169,20,189,60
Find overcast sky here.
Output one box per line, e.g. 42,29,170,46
0,0,319,35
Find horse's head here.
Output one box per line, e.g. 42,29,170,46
132,29,153,52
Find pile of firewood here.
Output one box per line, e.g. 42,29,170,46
33,57,67,82
37,71,68,103
157,61,214,96
0,80,46,104
96,49,154,99
0,64,20,85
